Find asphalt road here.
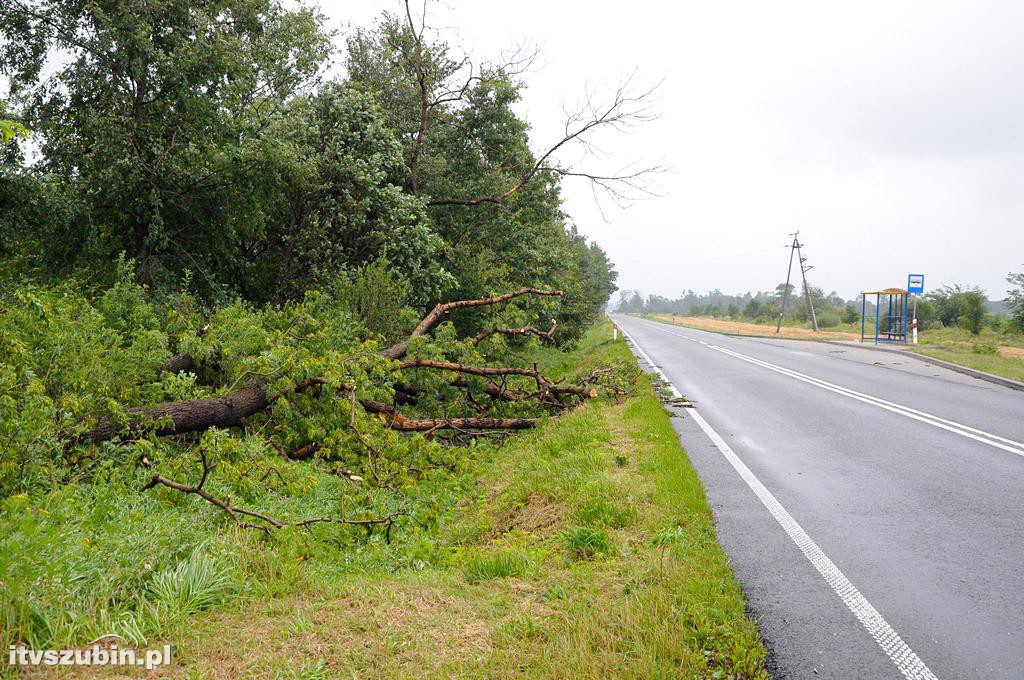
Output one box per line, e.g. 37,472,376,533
612,315,1024,680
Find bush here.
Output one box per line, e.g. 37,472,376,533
816,312,841,328
972,342,998,356
147,544,237,616
958,292,986,335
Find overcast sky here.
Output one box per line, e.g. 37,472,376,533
330,0,1024,301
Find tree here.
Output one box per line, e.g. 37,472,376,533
1007,269,1024,331
743,299,763,319
1,0,332,291
234,84,450,305
926,284,986,331
344,3,626,334
958,291,986,335
775,282,795,302
1,0,622,339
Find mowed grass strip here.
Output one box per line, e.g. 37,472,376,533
105,327,767,679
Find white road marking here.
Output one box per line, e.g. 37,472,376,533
704,343,1024,458
641,319,1024,458
616,323,939,680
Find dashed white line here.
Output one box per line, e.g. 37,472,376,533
617,322,939,680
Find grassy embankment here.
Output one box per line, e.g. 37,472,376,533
648,314,1024,383
12,325,767,679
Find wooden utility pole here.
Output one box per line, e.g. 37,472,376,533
776,232,797,333
795,237,819,331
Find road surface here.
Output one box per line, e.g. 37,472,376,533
612,314,1024,680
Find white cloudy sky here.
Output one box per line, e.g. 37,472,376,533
329,0,1024,301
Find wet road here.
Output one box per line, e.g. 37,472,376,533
613,314,1024,680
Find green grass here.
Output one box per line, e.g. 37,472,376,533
910,325,1024,381
149,324,768,678
462,550,538,582
4,324,767,678
561,526,615,560
912,347,1024,381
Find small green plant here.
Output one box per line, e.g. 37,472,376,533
613,454,628,467
283,607,315,638
462,550,536,582
574,497,634,529
651,524,687,546
500,615,547,641
562,526,614,560
972,342,998,355
147,546,236,616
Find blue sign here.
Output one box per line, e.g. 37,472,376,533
907,274,925,294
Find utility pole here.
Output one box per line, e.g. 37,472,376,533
776,232,797,333
794,236,819,331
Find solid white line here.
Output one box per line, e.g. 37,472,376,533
638,318,1024,458
617,322,938,680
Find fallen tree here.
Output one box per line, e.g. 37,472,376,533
70,288,587,447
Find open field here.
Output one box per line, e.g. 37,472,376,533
648,315,1024,382
649,315,861,342
23,325,767,679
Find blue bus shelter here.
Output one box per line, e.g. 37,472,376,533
861,288,909,344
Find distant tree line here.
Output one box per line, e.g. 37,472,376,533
617,274,1024,336
614,284,860,328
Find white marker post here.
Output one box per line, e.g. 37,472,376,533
907,274,925,345
613,322,619,341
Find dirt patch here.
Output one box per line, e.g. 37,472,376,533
655,315,859,341
77,581,500,679
603,405,638,484
999,345,1024,360
490,492,566,538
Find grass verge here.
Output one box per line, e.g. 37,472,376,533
34,324,766,678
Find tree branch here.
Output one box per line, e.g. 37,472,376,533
381,287,562,359
361,399,538,432
471,319,557,345
428,72,662,208
143,451,407,536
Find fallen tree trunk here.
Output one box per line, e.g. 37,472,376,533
162,353,195,375
360,400,538,431
71,383,270,447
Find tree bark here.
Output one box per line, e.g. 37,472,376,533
162,353,195,375
73,383,269,446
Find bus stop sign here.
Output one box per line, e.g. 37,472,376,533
907,274,925,294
